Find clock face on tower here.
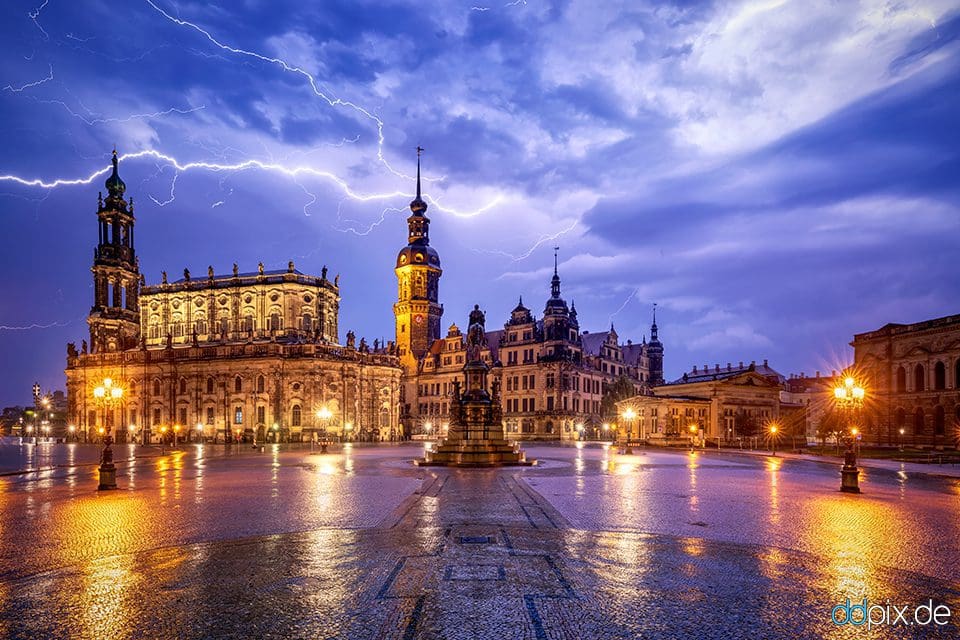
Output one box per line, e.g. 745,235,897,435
414,314,424,325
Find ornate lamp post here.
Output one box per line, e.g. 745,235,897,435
316,406,332,452
93,377,123,490
833,375,865,494
768,423,779,456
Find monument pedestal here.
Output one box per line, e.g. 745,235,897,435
416,438,532,467
414,304,534,468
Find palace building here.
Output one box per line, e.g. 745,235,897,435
65,151,402,444
852,313,960,446
394,156,664,441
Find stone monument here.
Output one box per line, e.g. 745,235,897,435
416,305,533,467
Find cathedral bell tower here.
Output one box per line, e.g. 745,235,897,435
394,148,443,372
88,150,141,353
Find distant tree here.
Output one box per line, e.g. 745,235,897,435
816,408,846,452
734,409,759,438
602,374,638,419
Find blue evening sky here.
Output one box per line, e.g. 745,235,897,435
0,0,958,405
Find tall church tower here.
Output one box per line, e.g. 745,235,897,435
394,148,442,372
647,304,664,385
88,150,141,353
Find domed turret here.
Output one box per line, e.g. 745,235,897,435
104,149,126,199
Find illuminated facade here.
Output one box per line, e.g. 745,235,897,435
852,313,960,446
618,364,784,444
65,153,401,443
395,164,663,441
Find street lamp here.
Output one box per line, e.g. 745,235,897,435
173,424,181,447
272,422,280,443
93,377,124,490
316,406,332,438
833,374,865,493
196,422,204,443
688,423,698,452
899,427,905,452
344,422,353,442
68,424,76,441
576,422,584,441
621,408,637,454
768,423,779,456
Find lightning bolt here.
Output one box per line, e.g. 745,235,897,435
480,219,579,262
0,317,81,331
148,170,179,206
34,100,205,126
0,149,496,217
143,0,412,181
3,64,54,93
334,203,406,236
609,287,640,322
28,0,50,40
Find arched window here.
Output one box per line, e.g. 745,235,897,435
270,313,282,332
206,377,215,394
243,315,254,333
302,314,313,333
914,407,925,433
234,376,242,393
914,364,925,392
896,366,906,393
179,378,187,394
291,404,302,427
934,405,945,436
934,362,946,390
256,375,265,394
152,379,161,396
894,408,906,431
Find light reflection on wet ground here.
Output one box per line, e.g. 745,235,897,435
0,442,956,639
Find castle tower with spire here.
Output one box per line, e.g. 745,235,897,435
394,147,443,373
87,150,141,353
647,303,664,385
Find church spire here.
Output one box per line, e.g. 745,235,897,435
651,303,659,341
409,145,427,216
550,246,561,298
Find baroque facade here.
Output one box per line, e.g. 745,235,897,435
65,152,402,443
395,157,664,441
852,313,960,446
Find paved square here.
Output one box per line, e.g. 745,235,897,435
0,440,957,638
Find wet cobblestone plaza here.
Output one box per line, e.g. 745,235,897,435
1,441,958,639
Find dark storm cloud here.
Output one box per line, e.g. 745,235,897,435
0,0,958,404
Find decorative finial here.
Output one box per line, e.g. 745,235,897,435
553,246,559,276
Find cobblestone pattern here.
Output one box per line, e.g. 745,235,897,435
0,444,957,639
